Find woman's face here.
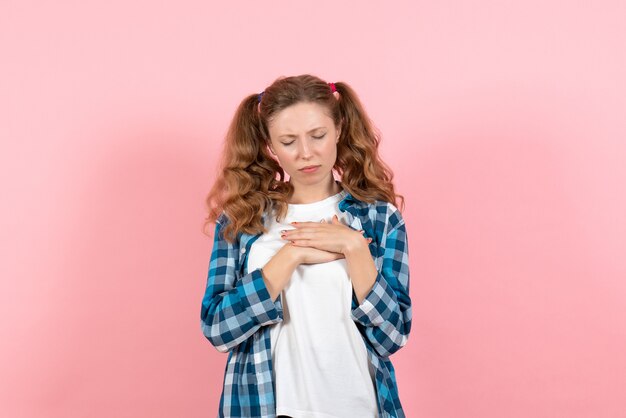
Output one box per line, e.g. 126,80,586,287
266,101,340,188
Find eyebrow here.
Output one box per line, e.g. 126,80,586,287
278,127,326,139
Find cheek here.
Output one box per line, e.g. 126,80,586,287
274,149,297,167
323,141,338,159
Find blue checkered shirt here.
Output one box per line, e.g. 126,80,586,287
200,191,412,417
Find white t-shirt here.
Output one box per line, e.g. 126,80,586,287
247,189,378,418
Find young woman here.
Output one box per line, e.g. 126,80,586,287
200,74,412,418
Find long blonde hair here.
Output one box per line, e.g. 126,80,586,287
203,74,405,243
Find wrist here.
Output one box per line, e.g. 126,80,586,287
280,243,302,266
343,235,370,257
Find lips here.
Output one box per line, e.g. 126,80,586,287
299,165,320,170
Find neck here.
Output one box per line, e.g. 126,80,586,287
288,178,342,204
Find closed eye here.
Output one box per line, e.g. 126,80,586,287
282,133,326,146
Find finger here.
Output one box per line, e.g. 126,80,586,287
289,221,321,227
281,226,308,237
291,239,320,249
283,230,317,241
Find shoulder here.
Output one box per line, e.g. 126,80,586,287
214,210,266,242
368,199,405,233
216,211,229,226
347,196,404,234
214,211,241,244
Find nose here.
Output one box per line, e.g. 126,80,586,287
297,138,313,159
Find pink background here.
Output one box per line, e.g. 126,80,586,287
2,1,625,417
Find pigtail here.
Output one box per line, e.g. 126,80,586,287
203,94,284,243
333,82,405,212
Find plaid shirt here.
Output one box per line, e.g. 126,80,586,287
200,190,412,417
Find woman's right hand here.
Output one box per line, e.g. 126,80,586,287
261,243,345,302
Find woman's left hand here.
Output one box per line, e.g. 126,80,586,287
280,214,372,255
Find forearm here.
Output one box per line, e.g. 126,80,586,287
261,244,300,301
348,222,412,357
344,240,378,305
201,267,283,352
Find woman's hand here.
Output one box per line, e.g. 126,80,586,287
281,214,372,255
288,245,346,265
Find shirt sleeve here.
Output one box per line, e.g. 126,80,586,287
351,211,412,358
200,217,283,353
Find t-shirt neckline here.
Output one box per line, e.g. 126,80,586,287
287,188,347,210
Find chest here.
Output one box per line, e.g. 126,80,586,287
237,209,381,277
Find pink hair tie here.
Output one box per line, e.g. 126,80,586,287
328,82,336,93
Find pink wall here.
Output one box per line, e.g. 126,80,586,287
2,1,625,417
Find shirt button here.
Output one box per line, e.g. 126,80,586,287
240,248,246,254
